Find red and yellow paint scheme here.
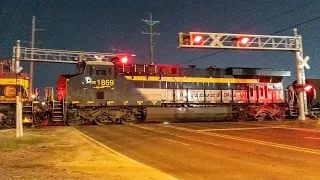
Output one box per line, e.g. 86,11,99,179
0,73,29,102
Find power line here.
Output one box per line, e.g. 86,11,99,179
177,50,226,65
156,0,276,62
271,15,320,35
245,0,315,30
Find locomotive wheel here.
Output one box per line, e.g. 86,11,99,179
231,112,240,122
121,119,137,125
94,115,113,125
68,116,87,126
255,115,265,121
93,119,105,125
120,113,137,125
238,110,249,121
273,113,285,121
3,115,15,128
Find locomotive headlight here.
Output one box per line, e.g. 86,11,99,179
85,76,92,84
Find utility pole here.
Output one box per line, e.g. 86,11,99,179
142,13,160,64
29,16,35,101
294,28,306,120
29,16,43,101
15,40,23,138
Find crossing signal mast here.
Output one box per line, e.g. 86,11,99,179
178,30,310,121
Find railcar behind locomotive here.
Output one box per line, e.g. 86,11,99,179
57,57,290,124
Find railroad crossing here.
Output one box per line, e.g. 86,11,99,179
178,28,310,120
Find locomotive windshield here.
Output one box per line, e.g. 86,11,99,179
74,61,86,74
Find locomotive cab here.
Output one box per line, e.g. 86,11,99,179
74,61,115,78
83,61,115,79
57,61,116,103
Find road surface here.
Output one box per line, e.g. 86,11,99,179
75,122,320,180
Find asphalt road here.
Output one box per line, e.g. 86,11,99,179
75,122,320,180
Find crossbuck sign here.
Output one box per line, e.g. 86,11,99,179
298,56,310,69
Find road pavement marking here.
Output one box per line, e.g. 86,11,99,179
72,127,178,180
201,132,320,155
196,126,281,132
305,137,320,140
236,122,278,127
135,124,320,155
158,124,195,132
237,122,320,132
277,127,320,132
160,137,190,146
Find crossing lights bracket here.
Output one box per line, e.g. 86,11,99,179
12,44,128,64
178,32,300,51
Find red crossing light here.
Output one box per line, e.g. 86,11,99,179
193,35,203,45
111,55,129,64
303,85,312,91
240,37,250,45
194,35,203,43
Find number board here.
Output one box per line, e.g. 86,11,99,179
89,79,115,89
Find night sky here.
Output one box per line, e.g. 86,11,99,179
1,0,320,89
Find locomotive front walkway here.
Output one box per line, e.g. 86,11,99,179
0,126,175,180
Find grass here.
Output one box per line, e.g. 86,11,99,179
0,128,54,150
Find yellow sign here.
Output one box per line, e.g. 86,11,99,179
4,86,16,97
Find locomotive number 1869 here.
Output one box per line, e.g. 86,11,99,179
96,79,115,86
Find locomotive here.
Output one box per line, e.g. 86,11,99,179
56,56,291,125
0,60,29,127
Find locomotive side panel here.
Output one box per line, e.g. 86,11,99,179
233,90,248,103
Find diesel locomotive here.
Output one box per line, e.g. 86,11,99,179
0,60,29,127
56,56,291,125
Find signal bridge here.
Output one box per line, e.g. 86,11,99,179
11,40,127,71
179,32,300,51
178,30,309,121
